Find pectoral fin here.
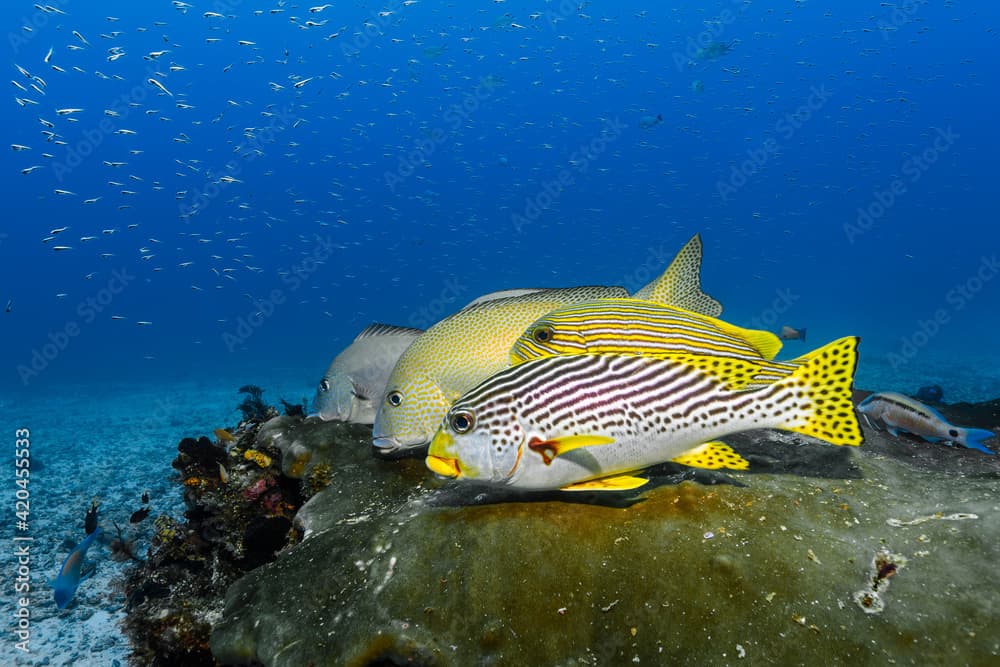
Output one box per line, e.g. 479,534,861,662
528,434,615,465
671,441,749,470
560,474,648,491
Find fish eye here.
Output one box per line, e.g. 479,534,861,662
386,391,403,407
532,325,553,343
319,379,330,393
450,410,475,434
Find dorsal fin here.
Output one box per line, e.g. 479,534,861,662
458,288,548,310
711,318,783,359
457,286,626,314
631,234,723,316
353,323,424,342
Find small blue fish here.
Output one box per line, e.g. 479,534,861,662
914,384,944,403
51,527,102,609
857,392,995,455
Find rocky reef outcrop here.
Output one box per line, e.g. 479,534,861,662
123,391,1000,666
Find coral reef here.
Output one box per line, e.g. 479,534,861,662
236,384,277,423
122,392,1000,666
243,449,273,469
123,415,308,665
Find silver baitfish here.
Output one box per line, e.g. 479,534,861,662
856,391,995,454
313,323,423,424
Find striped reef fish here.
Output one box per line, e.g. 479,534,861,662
857,392,995,455
426,337,863,491
313,323,423,424
510,298,783,367
373,234,723,455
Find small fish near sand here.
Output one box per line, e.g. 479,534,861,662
214,428,236,444
313,323,424,424
778,325,807,342
130,507,151,524
84,498,100,535
857,391,995,455
51,527,102,609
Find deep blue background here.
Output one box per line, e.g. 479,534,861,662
2,0,998,399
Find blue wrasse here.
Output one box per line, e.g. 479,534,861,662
51,527,102,609
857,392,995,455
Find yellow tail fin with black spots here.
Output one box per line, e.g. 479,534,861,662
671,441,750,470
771,336,863,446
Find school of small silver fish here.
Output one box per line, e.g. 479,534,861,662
11,2,969,341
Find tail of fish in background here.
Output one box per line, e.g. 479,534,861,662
631,234,723,317
961,428,997,454
768,336,864,447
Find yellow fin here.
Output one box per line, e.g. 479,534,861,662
664,354,769,392
671,441,750,470
714,320,783,360
529,434,615,465
775,336,864,446
561,475,649,491
631,234,723,317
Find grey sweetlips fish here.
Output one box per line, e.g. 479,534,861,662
313,323,423,424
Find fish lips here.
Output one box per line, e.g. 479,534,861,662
312,407,343,422
426,454,461,479
372,435,425,459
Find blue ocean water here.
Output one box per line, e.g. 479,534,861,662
1,1,999,662
2,0,998,401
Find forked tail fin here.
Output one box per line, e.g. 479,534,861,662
771,336,864,447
